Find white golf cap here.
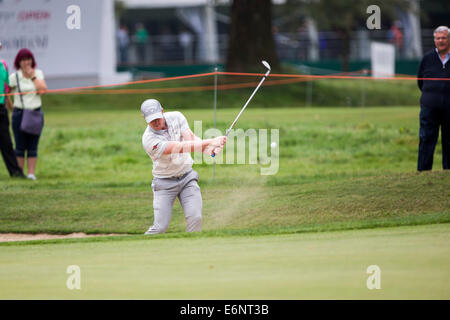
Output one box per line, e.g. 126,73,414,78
141,99,163,123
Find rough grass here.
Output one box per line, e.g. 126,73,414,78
0,107,448,236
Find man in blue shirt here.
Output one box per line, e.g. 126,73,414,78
417,26,450,171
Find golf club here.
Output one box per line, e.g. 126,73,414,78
212,60,271,157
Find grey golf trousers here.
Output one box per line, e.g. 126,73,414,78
146,170,202,234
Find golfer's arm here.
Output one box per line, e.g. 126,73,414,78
162,139,213,155
181,128,201,141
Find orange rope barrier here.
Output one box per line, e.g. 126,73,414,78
46,77,309,95
39,70,362,95
1,71,217,97
1,69,449,97
217,71,449,81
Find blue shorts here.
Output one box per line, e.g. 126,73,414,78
12,108,42,158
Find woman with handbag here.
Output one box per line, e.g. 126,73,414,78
8,48,47,180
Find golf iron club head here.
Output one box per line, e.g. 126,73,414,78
262,60,271,71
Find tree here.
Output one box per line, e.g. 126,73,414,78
226,0,280,72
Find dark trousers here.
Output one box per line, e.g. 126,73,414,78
0,105,24,177
12,108,42,158
418,105,450,171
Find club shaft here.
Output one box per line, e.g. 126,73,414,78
226,70,270,136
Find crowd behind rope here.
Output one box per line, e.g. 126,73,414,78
116,22,435,66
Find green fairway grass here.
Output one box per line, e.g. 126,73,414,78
1,223,449,299
0,107,448,235
0,83,449,300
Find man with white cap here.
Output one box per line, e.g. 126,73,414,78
141,99,226,234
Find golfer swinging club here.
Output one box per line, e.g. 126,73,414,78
141,99,226,234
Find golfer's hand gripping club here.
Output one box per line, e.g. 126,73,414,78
208,136,227,156
212,60,271,157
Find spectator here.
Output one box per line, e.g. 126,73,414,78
179,28,194,62
417,26,450,171
388,20,403,57
140,99,226,235
296,25,307,60
0,42,25,178
8,48,47,180
159,26,173,61
117,24,129,64
319,32,328,59
133,23,149,64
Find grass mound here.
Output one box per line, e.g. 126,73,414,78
1,107,448,236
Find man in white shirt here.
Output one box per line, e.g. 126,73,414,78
141,99,226,234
